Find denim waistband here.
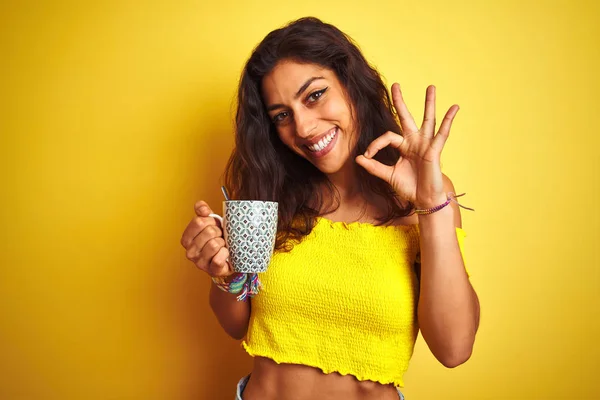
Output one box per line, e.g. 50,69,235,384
235,375,405,400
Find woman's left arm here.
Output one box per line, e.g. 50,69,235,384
417,174,480,368
356,83,480,367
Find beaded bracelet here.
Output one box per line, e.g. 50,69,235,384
212,273,261,302
414,192,475,215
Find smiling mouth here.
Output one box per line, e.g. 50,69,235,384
306,127,338,154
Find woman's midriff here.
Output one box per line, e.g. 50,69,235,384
241,356,400,400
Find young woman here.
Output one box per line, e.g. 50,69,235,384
181,17,480,400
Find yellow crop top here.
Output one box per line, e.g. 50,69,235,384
242,217,468,388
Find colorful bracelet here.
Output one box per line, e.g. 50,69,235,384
414,192,475,215
212,273,246,293
212,273,261,302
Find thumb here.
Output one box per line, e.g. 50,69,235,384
194,200,214,217
355,155,392,182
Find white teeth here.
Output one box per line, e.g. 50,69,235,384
308,128,337,152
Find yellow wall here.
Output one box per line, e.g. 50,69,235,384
1,1,598,399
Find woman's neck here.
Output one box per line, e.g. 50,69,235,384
326,159,362,203
317,160,414,226
320,160,373,222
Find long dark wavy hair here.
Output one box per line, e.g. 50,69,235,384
224,17,413,251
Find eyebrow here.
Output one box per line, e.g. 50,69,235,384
266,76,325,112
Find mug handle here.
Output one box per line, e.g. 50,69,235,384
208,213,232,268
208,213,223,225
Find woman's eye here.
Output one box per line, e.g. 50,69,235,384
307,87,328,103
273,112,289,123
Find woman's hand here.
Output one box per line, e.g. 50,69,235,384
356,84,459,209
180,200,234,277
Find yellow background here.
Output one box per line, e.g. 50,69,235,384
1,0,598,399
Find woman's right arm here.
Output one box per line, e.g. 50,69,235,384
208,279,251,340
181,200,251,340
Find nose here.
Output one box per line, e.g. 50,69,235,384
294,109,317,139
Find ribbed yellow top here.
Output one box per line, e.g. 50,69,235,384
242,217,468,388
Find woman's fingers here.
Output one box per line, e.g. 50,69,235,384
194,200,213,217
422,85,436,137
180,215,219,248
357,131,404,181
182,200,233,277
209,246,233,277
184,226,218,264
363,131,405,158
432,105,459,152
184,223,231,276
186,224,223,258
391,83,419,133
356,154,393,182
194,236,228,274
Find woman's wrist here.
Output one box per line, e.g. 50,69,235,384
414,192,474,216
212,272,244,286
211,273,260,302
417,200,454,223
414,192,448,212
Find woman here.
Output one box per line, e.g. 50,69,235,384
181,17,480,400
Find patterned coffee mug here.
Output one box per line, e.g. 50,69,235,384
209,200,278,273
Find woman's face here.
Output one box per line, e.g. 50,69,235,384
262,60,356,175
